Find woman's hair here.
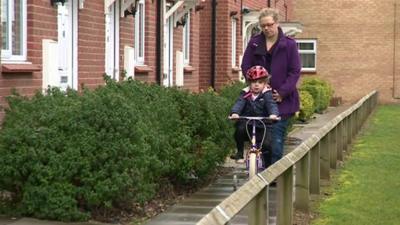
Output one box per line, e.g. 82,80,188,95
258,7,279,23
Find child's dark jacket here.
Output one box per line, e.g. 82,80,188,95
231,87,279,119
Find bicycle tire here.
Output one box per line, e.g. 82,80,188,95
248,152,257,178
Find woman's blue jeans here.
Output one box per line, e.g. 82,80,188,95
263,118,290,168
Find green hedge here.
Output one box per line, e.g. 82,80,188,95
0,78,234,221
300,77,333,113
298,90,315,122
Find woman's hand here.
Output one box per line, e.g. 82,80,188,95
272,90,283,102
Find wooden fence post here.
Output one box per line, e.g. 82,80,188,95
337,121,343,161
352,110,357,138
329,128,337,169
343,117,348,154
277,166,294,225
310,143,320,195
248,187,268,225
347,114,352,147
320,135,330,180
294,152,310,212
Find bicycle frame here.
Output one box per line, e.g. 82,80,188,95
238,116,272,178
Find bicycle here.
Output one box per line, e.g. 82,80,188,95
230,116,280,190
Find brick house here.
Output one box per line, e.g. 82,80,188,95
1,0,298,120
292,0,400,104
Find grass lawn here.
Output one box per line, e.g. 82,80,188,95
312,105,400,225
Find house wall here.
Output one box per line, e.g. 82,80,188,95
199,0,294,91
0,0,295,122
293,0,400,104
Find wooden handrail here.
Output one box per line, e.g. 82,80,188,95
197,90,378,225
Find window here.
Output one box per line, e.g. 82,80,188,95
134,0,145,65
182,13,190,65
1,0,27,61
231,18,237,67
296,39,317,72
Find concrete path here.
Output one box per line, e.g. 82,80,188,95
0,217,109,225
0,105,349,225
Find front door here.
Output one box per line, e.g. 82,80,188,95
57,1,77,90
163,14,173,87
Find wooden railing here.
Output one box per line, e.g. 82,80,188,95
197,90,378,225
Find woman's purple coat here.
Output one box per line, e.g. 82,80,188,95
241,28,301,118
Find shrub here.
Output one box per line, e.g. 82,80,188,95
298,90,315,122
0,79,235,221
300,77,333,113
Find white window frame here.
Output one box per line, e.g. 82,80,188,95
182,12,190,65
134,0,145,65
231,17,237,67
297,39,317,72
1,0,27,62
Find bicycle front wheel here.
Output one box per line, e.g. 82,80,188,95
248,152,257,178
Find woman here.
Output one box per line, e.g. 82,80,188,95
241,7,301,168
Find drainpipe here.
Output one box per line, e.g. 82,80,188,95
156,0,162,85
211,0,217,89
240,0,243,37
268,0,271,7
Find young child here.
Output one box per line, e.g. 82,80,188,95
229,65,279,163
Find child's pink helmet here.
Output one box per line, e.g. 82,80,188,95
246,65,270,81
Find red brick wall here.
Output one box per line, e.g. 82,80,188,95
78,1,106,89
198,1,212,91
293,0,400,104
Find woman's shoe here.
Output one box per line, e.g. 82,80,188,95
230,153,245,163
236,158,245,164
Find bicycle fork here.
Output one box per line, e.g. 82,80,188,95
247,120,263,178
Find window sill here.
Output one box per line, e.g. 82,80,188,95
232,66,241,72
301,70,317,75
184,66,196,73
1,63,41,73
135,65,153,73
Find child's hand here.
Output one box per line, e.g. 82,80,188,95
229,113,240,120
269,114,280,120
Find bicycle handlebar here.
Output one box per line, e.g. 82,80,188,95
238,116,280,121
229,116,281,121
